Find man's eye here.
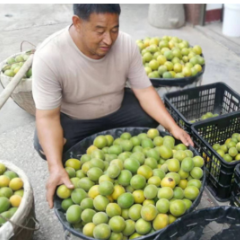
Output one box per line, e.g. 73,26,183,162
97,31,104,35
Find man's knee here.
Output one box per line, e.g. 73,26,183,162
142,114,159,128
33,130,47,160
33,130,68,160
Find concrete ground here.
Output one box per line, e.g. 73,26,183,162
196,21,240,56
0,4,240,240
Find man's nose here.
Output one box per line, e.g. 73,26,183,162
103,32,112,46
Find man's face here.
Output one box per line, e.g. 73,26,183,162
76,12,119,59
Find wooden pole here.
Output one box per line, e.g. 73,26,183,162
0,54,34,110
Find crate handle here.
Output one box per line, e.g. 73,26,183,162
187,90,198,100
214,120,231,129
232,96,239,105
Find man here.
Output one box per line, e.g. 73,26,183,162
32,4,193,209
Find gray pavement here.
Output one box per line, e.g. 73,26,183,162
0,4,240,240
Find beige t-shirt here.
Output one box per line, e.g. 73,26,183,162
32,26,152,119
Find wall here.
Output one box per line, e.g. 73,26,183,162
206,4,223,11
205,4,223,23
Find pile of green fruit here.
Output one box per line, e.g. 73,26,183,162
136,36,205,79
56,129,204,240
0,163,24,226
190,112,219,123
1,53,32,79
212,133,240,162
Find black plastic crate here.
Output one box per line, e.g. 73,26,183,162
191,111,240,202
164,82,240,134
231,164,240,207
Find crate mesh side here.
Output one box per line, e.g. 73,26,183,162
196,116,240,146
222,90,240,114
168,86,240,125
169,87,217,122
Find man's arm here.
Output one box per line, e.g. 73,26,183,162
32,53,74,208
132,86,193,146
36,108,73,208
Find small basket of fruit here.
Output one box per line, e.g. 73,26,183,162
54,127,205,240
1,50,32,81
191,111,240,202
0,49,35,116
164,82,240,134
0,160,36,240
136,36,205,98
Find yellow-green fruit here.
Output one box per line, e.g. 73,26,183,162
66,205,82,224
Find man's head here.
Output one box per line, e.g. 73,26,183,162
72,4,121,59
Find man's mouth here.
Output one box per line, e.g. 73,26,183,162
100,46,110,52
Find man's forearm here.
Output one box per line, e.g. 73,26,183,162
36,116,64,171
133,86,179,132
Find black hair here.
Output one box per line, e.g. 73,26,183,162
73,4,121,20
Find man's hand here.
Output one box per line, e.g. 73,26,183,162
170,126,194,147
46,167,74,209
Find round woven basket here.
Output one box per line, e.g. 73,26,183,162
0,160,37,240
0,51,35,116
54,127,206,240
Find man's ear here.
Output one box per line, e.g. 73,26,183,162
72,15,82,32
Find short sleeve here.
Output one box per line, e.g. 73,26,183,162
127,39,152,89
32,55,62,110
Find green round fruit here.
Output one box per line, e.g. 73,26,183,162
117,193,134,209
80,198,94,210
107,165,121,179
93,212,109,225
66,205,82,224
93,223,111,240
124,158,140,174
130,175,146,190
81,209,96,223
109,216,126,233
117,170,132,187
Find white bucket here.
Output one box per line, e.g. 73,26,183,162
223,4,240,37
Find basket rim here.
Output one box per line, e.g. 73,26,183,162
150,62,205,82
235,163,240,173
149,49,205,88
0,159,34,237
0,51,32,83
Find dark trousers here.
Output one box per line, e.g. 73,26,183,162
34,88,159,160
